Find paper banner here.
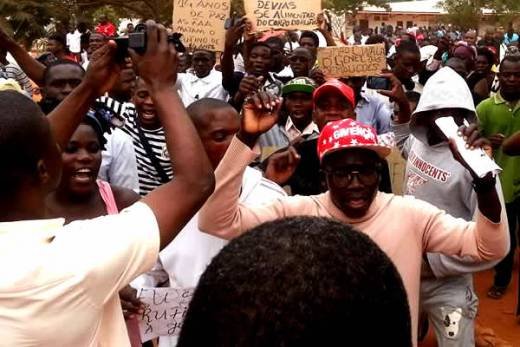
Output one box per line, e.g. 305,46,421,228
317,44,387,77
173,0,230,51
245,0,321,31
137,287,195,342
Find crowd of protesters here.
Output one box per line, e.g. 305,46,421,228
0,10,519,347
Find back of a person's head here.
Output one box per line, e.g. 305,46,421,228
396,39,420,55
366,34,386,45
0,91,49,196
178,216,412,347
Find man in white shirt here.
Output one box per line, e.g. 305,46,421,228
0,22,214,346
99,128,140,193
175,49,228,106
66,28,82,55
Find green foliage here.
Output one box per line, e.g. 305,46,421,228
440,0,520,30
440,0,485,30
323,0,389,13
0,0,54,46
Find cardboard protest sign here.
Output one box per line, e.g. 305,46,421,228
172,0,230,51
245,0,321,31
137,287,195,342
317,44,387,77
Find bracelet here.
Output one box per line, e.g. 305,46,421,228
472,177,496,193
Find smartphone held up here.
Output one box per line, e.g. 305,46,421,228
366,76,391,91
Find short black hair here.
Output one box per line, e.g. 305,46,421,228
477,47,496,65
187,98,237,125
43,60,85,85
0,91,51,195
82,113,107,149
193,49,216,61
47,33,66,47
365,34,386,45
265,36,284,51
249,41,272,55
178,216,412,347
405,91,421,103
500,54,520,71
299,30,320,47
396,39,420,56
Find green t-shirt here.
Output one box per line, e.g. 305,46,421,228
477,92,520,203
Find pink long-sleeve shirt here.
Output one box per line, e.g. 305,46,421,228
198,136,508,345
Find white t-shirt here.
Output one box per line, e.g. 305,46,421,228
66,30,82,54
175,70,228,107
133,167,286,347
0,202,160,346
99,128,140,193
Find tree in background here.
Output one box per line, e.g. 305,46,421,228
0,0,173,49
441,0,487,31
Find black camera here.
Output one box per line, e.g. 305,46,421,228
366,76,391,91
114,23,186,62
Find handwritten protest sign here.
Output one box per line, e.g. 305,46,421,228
137,287,195,342
172,0,230,51
245,0,321,31
317,44,387,77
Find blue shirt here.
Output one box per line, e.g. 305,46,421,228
504,33,519,45
355,91,393,135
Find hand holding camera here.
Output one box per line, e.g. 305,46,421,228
84,41,120,96
128,20,179,90
114,22,185,63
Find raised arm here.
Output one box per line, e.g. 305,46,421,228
451,124,501,223
199,91,295,239
222,22,244,93
316,28,336,47
0,28,46,86
130,22,215,250
47,43,120,149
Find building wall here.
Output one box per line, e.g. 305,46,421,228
355,12,520,34
355,13,439,30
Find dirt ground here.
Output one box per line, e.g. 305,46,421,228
420,262,519,347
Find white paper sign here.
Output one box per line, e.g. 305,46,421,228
435,117,501,178
137,287,195,342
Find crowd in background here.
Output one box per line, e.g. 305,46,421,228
0,10,519,347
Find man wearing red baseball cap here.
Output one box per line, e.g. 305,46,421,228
312,78,356,130
198,91,508,346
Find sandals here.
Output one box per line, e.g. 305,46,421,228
487,285,507,299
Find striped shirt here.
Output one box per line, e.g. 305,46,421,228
0,63,34,95
97,95,131,118
120,104,173,196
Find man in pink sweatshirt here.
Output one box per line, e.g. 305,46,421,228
198,91,508,346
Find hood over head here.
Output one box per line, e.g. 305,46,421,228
411,67,476,143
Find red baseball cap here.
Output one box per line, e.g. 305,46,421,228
318,119,392,161
313,79,356,108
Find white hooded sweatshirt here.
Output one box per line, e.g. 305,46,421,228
393,67,508,278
